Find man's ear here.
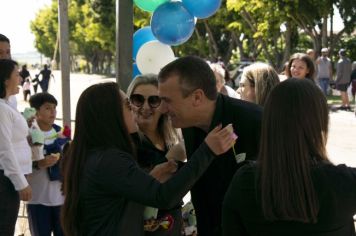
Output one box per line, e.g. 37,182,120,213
191,89,205,107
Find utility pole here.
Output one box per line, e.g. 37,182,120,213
116,0,133,91
58,0,71,127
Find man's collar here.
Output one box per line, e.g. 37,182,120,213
208,94,223,132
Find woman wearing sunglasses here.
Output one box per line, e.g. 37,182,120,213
61,82,236,236
127,74,186,235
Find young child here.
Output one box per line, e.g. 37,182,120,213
23,78,31,101
27,93,70,236
32,74,40,94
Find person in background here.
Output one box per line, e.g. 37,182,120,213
27,93,70,236
222,78,356,236
286,53,316,82
210,63,239,99
0,59,32,236
19,64,31,86
350,62,356,103
61,82,236,236
127,74,186,235
32,74,40,94
316,48,333,96
306,49,316,61
0,34,17,109
335,49,352,111
278,62,289,82
39,64,54,93
0,34,11,59
237,62,280,106
158,56,262,236
23,78,31,101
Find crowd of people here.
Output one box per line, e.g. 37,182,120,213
1,30,356,236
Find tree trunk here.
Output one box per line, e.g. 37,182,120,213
240,8,275,67
223,32,236,65
281,21,292,70
203,20,219,60
322,15,328,48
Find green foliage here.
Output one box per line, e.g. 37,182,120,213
30,1,58,58
30,0,355,73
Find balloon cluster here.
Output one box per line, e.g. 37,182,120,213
133,0,221,78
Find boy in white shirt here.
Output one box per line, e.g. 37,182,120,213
27,93,70,236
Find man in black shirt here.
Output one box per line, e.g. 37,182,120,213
39,64,54,92
158,56,262,236
19,64,31,86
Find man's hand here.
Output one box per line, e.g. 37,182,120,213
18,185,32,201
204,124,238,156
150,160,178,183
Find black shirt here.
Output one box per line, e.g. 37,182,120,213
79,142,215,236
222,162,356,236
182,94,262,236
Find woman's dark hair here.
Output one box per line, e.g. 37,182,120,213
61,82,135,235
286,53,316,80
258,78,329,223
0,59,18,98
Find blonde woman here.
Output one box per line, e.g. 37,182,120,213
127,74,186,236
237,62,280,106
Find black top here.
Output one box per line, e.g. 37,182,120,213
19,69,30,79
136,134,183,236
182,94,262,236
222,162,356,236
40,68,51,80
136,134,168,170
79,141,215,236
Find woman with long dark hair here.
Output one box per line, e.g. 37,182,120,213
61,82,236,236
222,79,356,235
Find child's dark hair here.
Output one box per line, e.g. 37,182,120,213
29,92,58,110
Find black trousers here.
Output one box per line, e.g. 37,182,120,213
0,170,20,236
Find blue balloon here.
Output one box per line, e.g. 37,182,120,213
182,0,221,19
133,27,156,60
151,2,195,46
133,63,141,79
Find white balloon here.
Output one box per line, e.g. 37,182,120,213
136,41,175,74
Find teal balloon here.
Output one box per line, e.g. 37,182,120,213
182,0,221,19
134,0,169,12
151,2,195,46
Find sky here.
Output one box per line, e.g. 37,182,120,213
0,0,346,54
0,0,52,54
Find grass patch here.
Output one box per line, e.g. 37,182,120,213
327,95,342,105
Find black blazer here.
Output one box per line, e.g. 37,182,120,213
182,94,262,236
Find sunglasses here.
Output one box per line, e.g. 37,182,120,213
129,94,161,108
